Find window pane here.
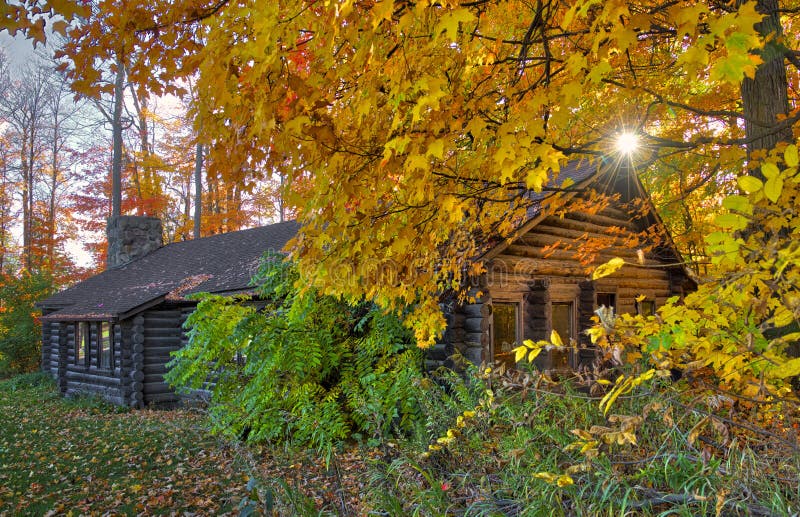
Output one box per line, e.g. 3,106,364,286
596,293,616,310
637,300,655,316
551,302,574,342
100,322,111,369
492,303,518,367
76,322,88,366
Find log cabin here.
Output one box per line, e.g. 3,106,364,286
37,219,300,407
37,160,694,406
427,160,696,371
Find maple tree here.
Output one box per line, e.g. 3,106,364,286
34,0,793,344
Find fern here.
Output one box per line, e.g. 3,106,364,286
166,254,424,454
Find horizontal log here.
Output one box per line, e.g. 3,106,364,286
425,359,443,371
143,365,168,375
464,317,485,334
144,352,178,362
144,392,180,404
597,205,634,221
65,370,123,385
556,212,640,232
595,277,672,290
144,373,170,384
505,243,662,266
143,383,175,395
617,288,672,300
130,370,144,382
66,385,122,399
144,311,181,320
462,304,485,318
142,338,182,348
464,332,484,348
494,255,669,280
517,226,630,251
143,325,182,333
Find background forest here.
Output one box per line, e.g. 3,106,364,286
0,40,286,373
1,0,800,514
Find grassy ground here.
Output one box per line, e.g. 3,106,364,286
3,371,798,516
0,373,374,516
0,373,250,515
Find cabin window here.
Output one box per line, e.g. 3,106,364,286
491,302,519,368
636,299,656,316
75,322,89,366
596,293,616,311
551,302,575,343
99,322,113,370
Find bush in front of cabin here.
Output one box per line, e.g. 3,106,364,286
0,271,54,375
165,253,425,456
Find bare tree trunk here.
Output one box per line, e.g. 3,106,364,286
194,141,203,239
111,55,125,218
279,171,285,223
20,127,31,271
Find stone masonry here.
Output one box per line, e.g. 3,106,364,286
106,216,163,268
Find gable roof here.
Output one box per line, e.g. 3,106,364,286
481,157,688,267
39,220,300,321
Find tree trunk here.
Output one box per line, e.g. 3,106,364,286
47,107,60,268
20,125,32,271
111,55,125,219
194,141,203,239
740,0,791,166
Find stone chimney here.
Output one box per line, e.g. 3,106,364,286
106,216,163,268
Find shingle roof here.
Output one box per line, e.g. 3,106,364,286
39,220,301,321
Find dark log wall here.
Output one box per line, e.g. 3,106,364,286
141,307,186,405
437,201,689,368
63,322,126,405
40,318,60,378
48,302,227,407
432,283,489,370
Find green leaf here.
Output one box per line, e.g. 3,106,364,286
737,175,763,193
715,212,749,230
761,162,780,179
785,145,799,167
764,175,783,203
721,195,752,215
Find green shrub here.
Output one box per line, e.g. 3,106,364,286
0,371,55,392
365,363,800,516
166,254,424,455
0,271,54,375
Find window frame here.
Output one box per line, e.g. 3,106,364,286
489,299,522,367
75,322,89,366
550,300,576,344
596,292,617,312
98,321,113,371
636,298,656,316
